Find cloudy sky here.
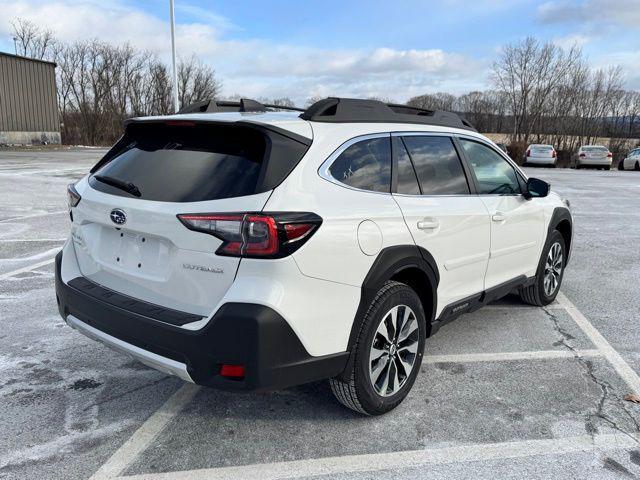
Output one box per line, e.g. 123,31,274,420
0,0,638,104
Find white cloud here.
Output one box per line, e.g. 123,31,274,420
552,33,591,49
0,0,487,104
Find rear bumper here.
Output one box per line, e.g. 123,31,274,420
525,157,556,165
55,252,348,391
577,158,612,166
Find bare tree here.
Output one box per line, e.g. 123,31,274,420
491,37,582,143
11,18,56,60
177,55,222,109
407,92,456,111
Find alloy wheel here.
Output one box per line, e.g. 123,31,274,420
368,304,419,397
543,242,563,296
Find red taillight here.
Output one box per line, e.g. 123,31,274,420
526,149,531,157
579,153,586,158
177,212,322,259
220,364,245,379
552,150,557,158
607,152,613,158
67,183,81,208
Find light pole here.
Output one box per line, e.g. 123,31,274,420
169,0,179,113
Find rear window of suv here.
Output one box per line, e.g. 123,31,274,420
89,122,308,202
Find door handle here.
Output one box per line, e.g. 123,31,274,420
417,218,439,230
492,212,506,222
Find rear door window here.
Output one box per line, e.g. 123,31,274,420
393,137,421,195
328,137,391,193
401,136,470,195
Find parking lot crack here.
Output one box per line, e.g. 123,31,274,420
543,307,640,443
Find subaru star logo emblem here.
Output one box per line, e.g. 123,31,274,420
110,209,127,225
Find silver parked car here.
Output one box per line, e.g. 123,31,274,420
523,144,557,167
572,145,612,170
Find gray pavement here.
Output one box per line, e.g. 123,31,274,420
1,150,640,479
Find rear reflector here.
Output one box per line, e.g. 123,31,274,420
220,364,245,379
177,212,322,259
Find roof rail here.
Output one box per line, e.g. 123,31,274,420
300,97,476,131
178,98,305,114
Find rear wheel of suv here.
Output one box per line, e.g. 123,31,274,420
330,281,426,415
519,230,566,306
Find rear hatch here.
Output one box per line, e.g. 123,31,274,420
530,145,554,159
71,120,310,317
582,146,609,161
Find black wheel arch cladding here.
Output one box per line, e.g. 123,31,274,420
338,245,438,382
548,206,572,265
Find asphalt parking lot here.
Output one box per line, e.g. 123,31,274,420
1,149,640,480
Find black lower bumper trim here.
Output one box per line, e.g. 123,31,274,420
55,252,349,391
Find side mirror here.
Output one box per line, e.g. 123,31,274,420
525,177,550,199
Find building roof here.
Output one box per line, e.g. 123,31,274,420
0,51,56,67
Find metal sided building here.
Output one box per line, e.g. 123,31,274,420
0,52,60,145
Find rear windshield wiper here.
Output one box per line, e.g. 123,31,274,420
94,175,142,197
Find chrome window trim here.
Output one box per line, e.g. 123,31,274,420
318,130,528,198
318,132,392,196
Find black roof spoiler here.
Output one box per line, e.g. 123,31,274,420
300,97,476,131
178,98,305,114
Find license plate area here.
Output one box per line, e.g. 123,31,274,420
96,226,171,278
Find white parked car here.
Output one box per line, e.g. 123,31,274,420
573,145,612,170
523,144,557,167
56,98,573,415
619,147,640,171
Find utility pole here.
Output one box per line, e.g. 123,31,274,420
169,0,179,113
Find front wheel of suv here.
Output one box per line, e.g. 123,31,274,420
519,230,566,306
330,281,426,415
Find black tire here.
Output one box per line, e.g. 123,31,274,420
605,166,610,171
636,161,640,171
519,230,566,306
329,281,426,415
618,161,625,171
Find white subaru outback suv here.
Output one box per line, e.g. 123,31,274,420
56,98,573,415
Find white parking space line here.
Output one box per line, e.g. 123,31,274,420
88,291,637,480
423,349,602,364
0,210,67,223
116,432,639,480
0,257,57,280
90,384,200,480
0,238,66,242
557,292,640,395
